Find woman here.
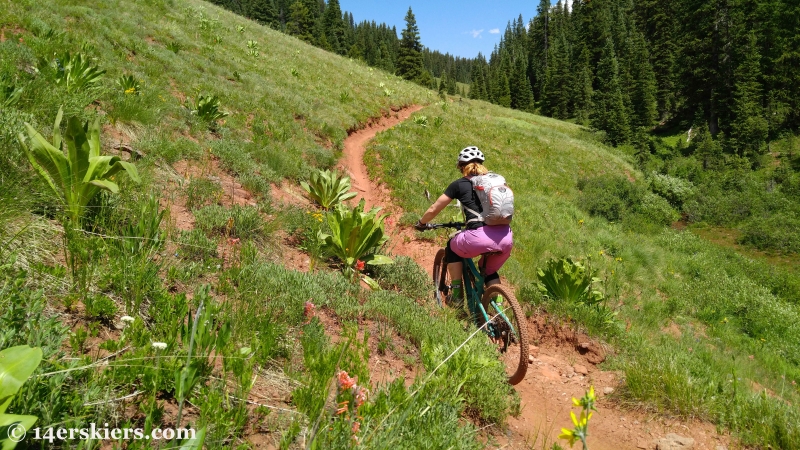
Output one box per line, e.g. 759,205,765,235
415,146,513,300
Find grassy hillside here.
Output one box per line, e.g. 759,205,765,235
0,0,522,448
2,0,799,448
368,100,800,446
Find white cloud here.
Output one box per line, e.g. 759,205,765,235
489,28,500,34
469,29,484,38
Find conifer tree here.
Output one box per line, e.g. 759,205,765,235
396,7,425,84
496,71,512,108
572,46,594,124
593,37,630,145
323,0,346,54
730,32,769,157
628,32,658,127
446,67,458,95
249,0,278,28
287,1,315,43
511,57,534,111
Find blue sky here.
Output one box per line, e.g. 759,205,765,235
338,1,540,59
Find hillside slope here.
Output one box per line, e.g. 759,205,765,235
1,0,799,448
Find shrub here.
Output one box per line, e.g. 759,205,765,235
319,200,393,271
117,74,142,95
648,172,695,207
739,215,800,254
371,255,430,300
84,295,118,321
300,169,357,210
536,257,603,307
185,177,223,210
194,204,265,240
634,192,680,226
577,174,642,222
52,52,105,92
18,108,141,226
191,94,228,123
177,229,217,261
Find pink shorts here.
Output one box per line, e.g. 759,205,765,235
449,225,513,276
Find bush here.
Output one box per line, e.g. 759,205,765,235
634,192,680,226
177,229,217,261
739,215,800,253
577,175,643,222
648,172,695,208
371,255,430,301
194,204,265,240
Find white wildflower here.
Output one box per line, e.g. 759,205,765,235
152,342,167,350
121,316,135,323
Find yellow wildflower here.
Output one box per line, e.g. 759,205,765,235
124,87,136,95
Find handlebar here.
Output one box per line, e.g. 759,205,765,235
427,222,465,230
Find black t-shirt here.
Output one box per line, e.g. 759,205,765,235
444,177,484,229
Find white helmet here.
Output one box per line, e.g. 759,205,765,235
458,146,485,164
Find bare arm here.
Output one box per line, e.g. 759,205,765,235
419,194,453,224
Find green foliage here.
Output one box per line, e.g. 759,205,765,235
18,108,141,226
648,172,695,208
84,295,117,321
300,169,357,210
191,94,228,123
537,257,604,307
739,216,800,254
177,229,217,261
52,52,105,93
185,177,223,210
318,200,393,270
577,175,642,222
194,204,266,241
0,345,42,450
0,77,24,108
412,115,428,127
117,74,142,95
371,255,430,301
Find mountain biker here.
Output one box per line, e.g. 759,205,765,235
415,146,513,301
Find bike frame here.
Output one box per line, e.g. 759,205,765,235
431,222,518,342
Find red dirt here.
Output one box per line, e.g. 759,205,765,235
337,104,442,276
337,105,732,449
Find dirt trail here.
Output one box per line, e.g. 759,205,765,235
338,106,731,450
337,104,442,275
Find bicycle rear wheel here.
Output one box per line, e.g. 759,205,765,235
432,249,449,307
482,285,529,385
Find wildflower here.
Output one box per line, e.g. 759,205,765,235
121,315,135,324
152,342,167,350
124,87,136,95
351,421,361,434
304,301,315,323
578,219,584,226
598,250,604,256
228,237,240,245
355,260,365,271
337,371,356,390
559,427,578,446
353,386,368,407
336,400,349,415
615,257,623,262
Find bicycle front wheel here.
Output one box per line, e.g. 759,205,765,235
432,249,449,307
482,285,529,385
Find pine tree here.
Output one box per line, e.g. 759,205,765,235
286,1,315,43
730,32,769,157
593,37,630,145
628,31,658,127
322,0,346,54
446,67,457,95
511,57,534,111
542,31,570,118
496,71,512,108
396,7,425,84
572,46,594,124
249,0,278,27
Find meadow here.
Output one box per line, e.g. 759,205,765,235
1,0,799,448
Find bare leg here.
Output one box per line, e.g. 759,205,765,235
447,261,462,283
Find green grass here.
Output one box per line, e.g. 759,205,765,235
368,98,800,447
3,0,800,447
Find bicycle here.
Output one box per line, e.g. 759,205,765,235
429,222,529,385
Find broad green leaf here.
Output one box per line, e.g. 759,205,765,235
364,254,394,265
88,179,120,193
0,414,38,450
361,275,381,291
0,346,42,412
177,427,206,449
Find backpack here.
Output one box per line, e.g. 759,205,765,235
463,172,514,226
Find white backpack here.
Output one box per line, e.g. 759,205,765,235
463,172,514,226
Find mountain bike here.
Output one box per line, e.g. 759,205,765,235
429,222,529,385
